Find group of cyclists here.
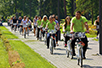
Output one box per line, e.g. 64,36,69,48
8,11,89,59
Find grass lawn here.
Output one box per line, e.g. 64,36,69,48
85,33,97,38
9,40,56,68
92,38,99,41
0,39,10,68
0,26,18,39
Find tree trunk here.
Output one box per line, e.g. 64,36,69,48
63,0,67,17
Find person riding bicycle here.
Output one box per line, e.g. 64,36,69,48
37,16,42,40
26,17,32,30
33,16,38,36
17,16,22,29
41,15,49,38
9,17,13,26
21,16,27,35
13,16,18,24
63,16,71,47
94,15,99,39
70,11,89,59
45,15,56,49
52,15,60,46
12,16,18,30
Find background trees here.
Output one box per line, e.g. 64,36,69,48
0,0,99,22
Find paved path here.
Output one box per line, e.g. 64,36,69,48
3,23,102,68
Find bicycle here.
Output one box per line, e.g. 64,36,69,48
23,23,30,38
74,32,86,67
43,28,48,45
37,26,42,41
19,23,23,35
65,31,73,59
49,29,57,54
13,23,17,32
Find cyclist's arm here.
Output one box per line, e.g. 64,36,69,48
70,23,74,32
84,22,89,32
17,20,18,24
94,20,97,26
45,24,48,29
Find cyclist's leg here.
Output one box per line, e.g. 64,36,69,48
81,36,88,59
34,26,36,36
71,38,77,56
65,36,70,46
47,33,51,48
37,28,40,38
56,31,59,46
53,34,56,47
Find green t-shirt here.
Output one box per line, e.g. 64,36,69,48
71,16,88,32
65,25,70,31
37,20,41,26
47,21,56,30
42,20,49,28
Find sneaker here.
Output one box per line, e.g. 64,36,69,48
47,47,49,49
73,53,76,56
56,43,59,46
96,37,98,39
83,57,86,59
64,44,67,47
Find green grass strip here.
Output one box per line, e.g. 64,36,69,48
9,40,56,68
85,33,97,38
0,39,10,68
92,38,99,41
0,26,18,39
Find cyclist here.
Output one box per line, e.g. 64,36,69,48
9,17,13,25
94,15,99,39
13,16,18,24
70,11,89,59
52,15,60,46
12,16,18,30
26,17,32,30
45,15,56,49
63,16,71,47
41,15,49,38
33,16,38,36
37,16,42,40
21,16,27,35
17,16,22,30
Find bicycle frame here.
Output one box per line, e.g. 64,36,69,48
49,30,57,54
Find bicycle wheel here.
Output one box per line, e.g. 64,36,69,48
80,50,83,67
78,49,83,67
24,29,26,38
50,39,53,54
19,27,22,34
27,28,29,36
66,49,69,58
39,30,42,41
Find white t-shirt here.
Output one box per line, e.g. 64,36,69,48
34,18,38,25
22,19,27,26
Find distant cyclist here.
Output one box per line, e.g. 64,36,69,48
33,16,38,36
21,16,27,35
94,15,99,39
52,15,60,46
45,15,56,49
26,17,32,30
37,16,42,40
70,11,89,59
13,16,18,24
41,15,49,37
17,16,22,29
63,16,71,47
